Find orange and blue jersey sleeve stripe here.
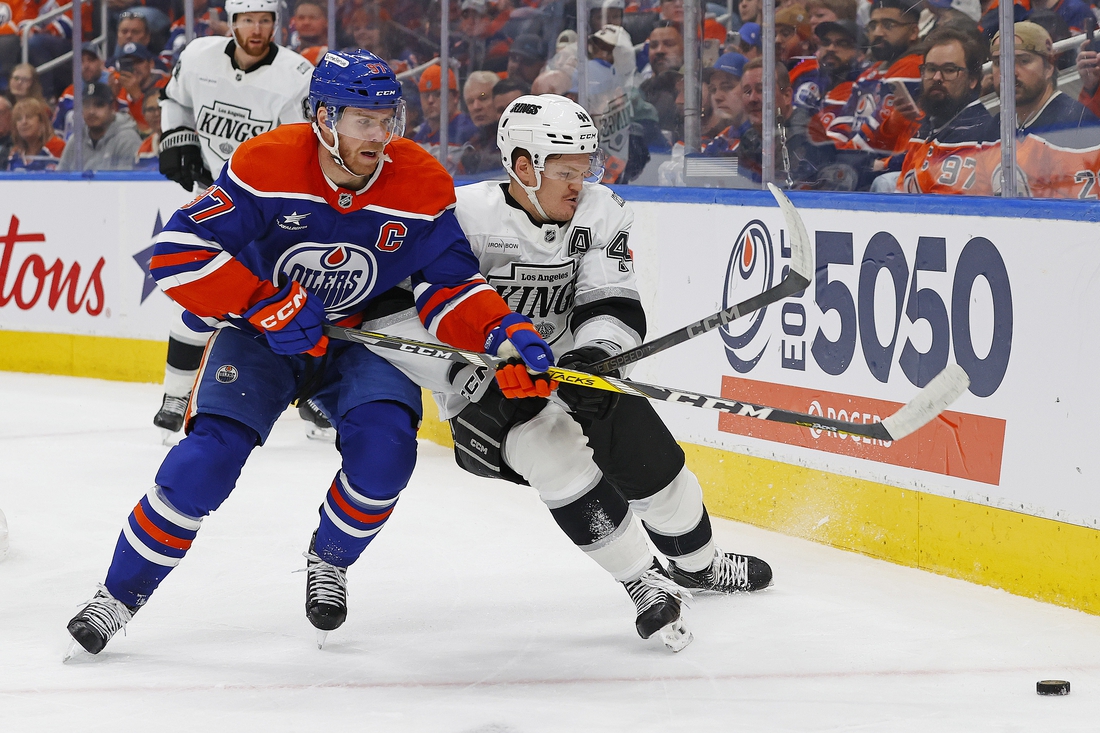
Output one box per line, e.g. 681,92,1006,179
413,275,511,350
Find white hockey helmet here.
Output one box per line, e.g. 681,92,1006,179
498,94,601,219
226,0,280,35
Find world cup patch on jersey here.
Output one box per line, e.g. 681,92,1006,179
488,262,577,344
196,100,274,162
274,243,378,312
216,365,238,383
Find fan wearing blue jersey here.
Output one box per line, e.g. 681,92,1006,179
64,50,555,658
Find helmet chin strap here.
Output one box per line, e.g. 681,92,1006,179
506,166,551,222
312,114,360,179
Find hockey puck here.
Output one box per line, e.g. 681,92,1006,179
1036,680,1070,696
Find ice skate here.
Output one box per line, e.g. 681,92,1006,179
299,400,336,442
64,585,136,659
668,549,773,593
622,562,693,652
153,393,189,443
304,532,347,646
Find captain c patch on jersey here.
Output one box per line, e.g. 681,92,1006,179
197,100,274,161
274,243,378,313
488,261,577,344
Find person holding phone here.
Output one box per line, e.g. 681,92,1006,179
109,42,169,136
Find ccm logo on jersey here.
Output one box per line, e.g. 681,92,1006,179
375,221,407,252
183,186,236,223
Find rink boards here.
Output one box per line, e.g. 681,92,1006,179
2,175,1100,614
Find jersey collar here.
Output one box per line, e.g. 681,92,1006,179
224,39,278,73
499,182,571,228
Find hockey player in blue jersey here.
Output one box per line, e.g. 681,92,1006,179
64,50,556,657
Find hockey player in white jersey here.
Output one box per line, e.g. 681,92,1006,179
369,95,772,650
151,0,314,436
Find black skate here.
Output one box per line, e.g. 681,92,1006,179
669,549,773,593
299,399,336,442
153,393,189,433
304,532,347,647
622,562,693,652
65,585,136,659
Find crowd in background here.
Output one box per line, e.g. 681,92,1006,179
1,0,1099,196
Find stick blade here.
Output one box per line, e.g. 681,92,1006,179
879,364,970,441
767,183,814,282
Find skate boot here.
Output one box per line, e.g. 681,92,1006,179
304,531,347,647
622,561,693,652
299,399,336,442
153,393,189,434
669,549,773,593
65,585,136,658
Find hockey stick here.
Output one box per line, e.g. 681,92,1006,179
323,325,970,442
584,183,815,375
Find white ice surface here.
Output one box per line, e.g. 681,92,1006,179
1,371,1098,732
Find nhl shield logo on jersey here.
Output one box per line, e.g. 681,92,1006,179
216,365,238,383
721,220,774,372
196,100,274,162
275,243,378,313
338,193,353,208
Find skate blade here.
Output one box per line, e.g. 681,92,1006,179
658,619,693,653
63,639,93,663
159,428,182,446
305,426,337,443
316,630,329,649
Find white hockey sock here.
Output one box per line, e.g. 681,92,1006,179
632,466,716,572
163,365,197,399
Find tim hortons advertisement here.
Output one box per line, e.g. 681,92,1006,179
628,200,1100,531
0,180,192,340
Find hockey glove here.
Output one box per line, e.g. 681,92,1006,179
555,345,620,421
160,127,214,192
485,313,557,399
244,281,329,356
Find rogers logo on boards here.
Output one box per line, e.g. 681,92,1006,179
0,215,106,316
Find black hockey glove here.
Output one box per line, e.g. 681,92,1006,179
159,127,214,192
556,345,620,421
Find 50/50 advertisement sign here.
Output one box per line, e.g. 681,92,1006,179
636,201,1100,530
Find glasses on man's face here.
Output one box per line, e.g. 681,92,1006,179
542,152,605,183
819,36,855,50
866,18,914,32
919,63,965,80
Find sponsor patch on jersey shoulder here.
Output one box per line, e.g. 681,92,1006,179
610,192,625,207
297,61,312,74
216,365,238,383
485,237,521,252
323,53,349,67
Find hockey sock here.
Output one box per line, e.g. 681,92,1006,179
631,467,716,572
104,415,258,608
163,334,208,398
548,478,655,583
313,401,417,567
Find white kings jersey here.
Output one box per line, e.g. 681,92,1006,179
364,179,647,421
160,36,312,176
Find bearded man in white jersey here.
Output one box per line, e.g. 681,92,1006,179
151,0,315,438
368,95,772,651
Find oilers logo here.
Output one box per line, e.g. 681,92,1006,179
721,220,774,372
793,80,820,111
275,243,378,314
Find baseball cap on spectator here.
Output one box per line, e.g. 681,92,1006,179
510,33,547,62
738,22,762,48
460,0,487,14
775,4,809,29
83,81,115,105
110,42,155,65
556,29,578,50
81,42,103,59
712,51,748,78
991,21,1054,58
418,64,458,92
814,19,858,42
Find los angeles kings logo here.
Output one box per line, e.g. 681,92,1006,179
196,100,274,160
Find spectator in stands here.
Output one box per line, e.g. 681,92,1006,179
1076,37,1100,117
53,43,110,138
116,9,153,49
642,69,682,141
458,73,504,175
162,0,229,68
805,0,857,34
493,77,530,116
58,82,142,171
735,22,762,60
992,21,1098,133
643,21,684,79
0,0,38,85
707,52,747,139
532,68,573,94
110,42,169,136
412,64,478,169
5,64,44,105
776,4,813,66
507,34,548,85
1031,0,1092,34
290,0,328,52
699,68,730,144
922,0,981,36
896,25,997,193
739,0,762,23
791,20,863,114
0,96,11,154
589,0,626,30
5,97,64,171
660,0,685,23
134,93,161,170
